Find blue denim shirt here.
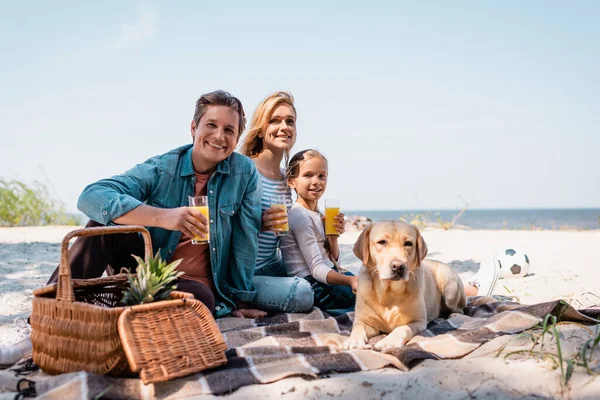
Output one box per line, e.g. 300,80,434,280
77,144,262,317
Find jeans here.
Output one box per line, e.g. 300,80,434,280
304,270,356,316
252,258,314,313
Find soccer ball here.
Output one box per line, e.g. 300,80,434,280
495,248,531,279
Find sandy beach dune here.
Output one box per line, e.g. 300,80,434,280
1,226,599,398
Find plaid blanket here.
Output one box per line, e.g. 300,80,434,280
1,297,598,399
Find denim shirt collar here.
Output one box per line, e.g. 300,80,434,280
180,146,231,177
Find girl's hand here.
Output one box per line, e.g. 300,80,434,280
261,206,288,233
321,213,346,236
334,213,346,235
349,275,358,294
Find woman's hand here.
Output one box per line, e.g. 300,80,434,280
231,300,267,319
157,207,208,240
232,300,268,320
231,308,268,319
261,206,288,233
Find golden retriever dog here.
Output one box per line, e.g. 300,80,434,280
343,220,466,352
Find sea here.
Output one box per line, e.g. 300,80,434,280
344,208,600,230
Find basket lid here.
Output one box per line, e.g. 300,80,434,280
118,298,228,384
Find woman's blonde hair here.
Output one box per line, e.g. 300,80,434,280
238,91,297,163
285,149,328,188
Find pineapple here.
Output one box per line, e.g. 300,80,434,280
122,252,184,306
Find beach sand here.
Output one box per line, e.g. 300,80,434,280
1,226,599,398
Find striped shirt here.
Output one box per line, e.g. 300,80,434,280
256,172,293,270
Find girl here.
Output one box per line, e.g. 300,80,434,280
238,92,314,314
280,149,357,316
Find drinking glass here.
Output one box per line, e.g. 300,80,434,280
188,196,210,244
325,199,340,236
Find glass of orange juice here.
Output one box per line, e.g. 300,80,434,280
269,195,289,236
188,195,210,244
325,199,340,236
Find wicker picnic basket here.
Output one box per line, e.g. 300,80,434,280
118,296,227,384
30,225,227,382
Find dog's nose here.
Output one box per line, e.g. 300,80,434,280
390,260,406,273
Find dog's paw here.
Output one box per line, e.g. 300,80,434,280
374,336,406,352
343,336,370,350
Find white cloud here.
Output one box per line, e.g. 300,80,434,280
62,5,158,61
114,7,158,50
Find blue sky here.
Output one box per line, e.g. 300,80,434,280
1,1,598,212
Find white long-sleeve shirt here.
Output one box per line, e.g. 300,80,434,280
280,203,337,284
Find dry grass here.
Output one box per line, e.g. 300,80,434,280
496,312,600,396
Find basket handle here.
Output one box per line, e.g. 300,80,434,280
57,225,153,303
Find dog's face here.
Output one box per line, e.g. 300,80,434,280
353,221,428,281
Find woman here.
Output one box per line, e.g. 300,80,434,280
239,92,314,313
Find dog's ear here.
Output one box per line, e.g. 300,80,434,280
415,227,428,262
353,223,374,267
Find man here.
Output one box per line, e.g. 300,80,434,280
50,89,263,318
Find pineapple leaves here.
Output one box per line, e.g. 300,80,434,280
122,251,184,306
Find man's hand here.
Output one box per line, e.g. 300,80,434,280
157,207,209,240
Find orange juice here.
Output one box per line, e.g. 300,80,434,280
192,205,210,244
271,203,289,234
325,207,340,236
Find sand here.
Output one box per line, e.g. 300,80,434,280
1,226,599,398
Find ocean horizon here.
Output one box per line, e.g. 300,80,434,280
344,208,600,230
63,208,600,231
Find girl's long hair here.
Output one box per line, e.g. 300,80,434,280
238,91,296,165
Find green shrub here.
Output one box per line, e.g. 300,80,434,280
399,212,430,229
0,178,79,226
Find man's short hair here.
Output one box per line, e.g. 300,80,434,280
193,90,246,137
